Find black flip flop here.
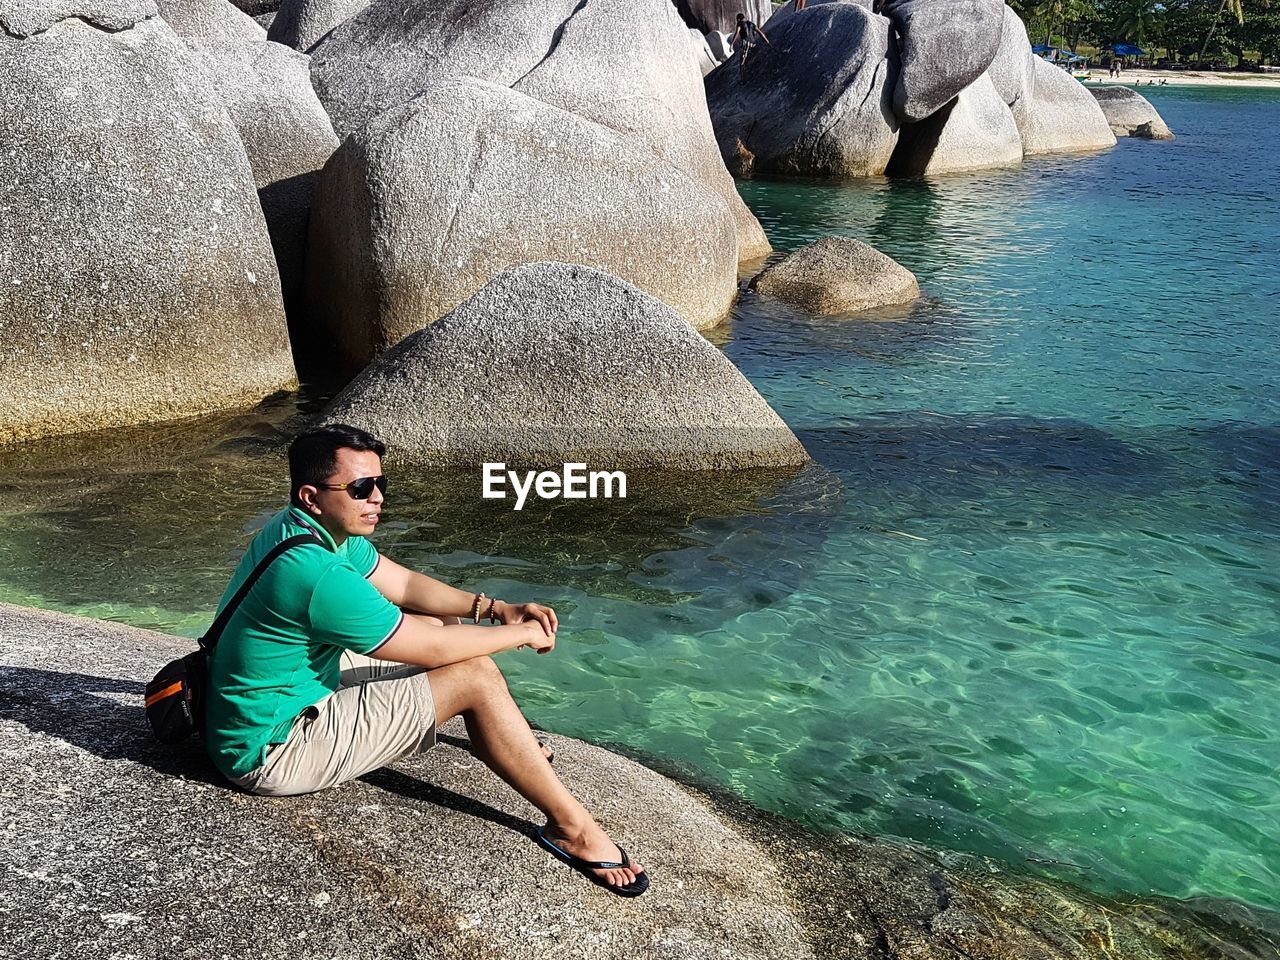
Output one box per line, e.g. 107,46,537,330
536,736,555,765
535,826,650,898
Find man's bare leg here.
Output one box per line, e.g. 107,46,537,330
425,656,644,890
437,617,554,763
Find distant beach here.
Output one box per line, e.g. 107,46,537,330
1085,68,1280,88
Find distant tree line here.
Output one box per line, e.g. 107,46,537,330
1008,0,1280,66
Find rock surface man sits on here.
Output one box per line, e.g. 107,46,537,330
203,424,648,896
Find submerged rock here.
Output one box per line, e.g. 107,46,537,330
1090,86,1175,139
305,80,739,374
888,72,1023,176
1017,57,1117,155
4,601,1275,959
321,261,809,469
0,5,294,444
308,0,769,261
882,0,1005,122
704,3,900,178
268,0,370,52
186,41,339,329
750,237,920,315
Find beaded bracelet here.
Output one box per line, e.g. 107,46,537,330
470,592,486,623
485,597,498,624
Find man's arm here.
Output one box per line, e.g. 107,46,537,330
368,554,558,634
374,613,553,669
369,553,476,618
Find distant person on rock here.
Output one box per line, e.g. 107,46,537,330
202,424,648,897
732,12,771,77
792,0,806,9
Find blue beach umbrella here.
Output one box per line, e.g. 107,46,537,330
1111,42,1145,56
1032,44,1075,60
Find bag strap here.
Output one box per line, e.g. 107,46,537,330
198,533,324,654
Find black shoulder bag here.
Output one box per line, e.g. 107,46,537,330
144,533,321,744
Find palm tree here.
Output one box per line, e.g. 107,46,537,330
1035,0,1093,48
1113,0,1162,46
1198,0,1245,64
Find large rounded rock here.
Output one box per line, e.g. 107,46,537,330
1090,86,1175,139
0,8,295,445
305,80,740,375
888,72,1022,176
882,0,1005,123
321,261,809,470
987,4,1037,109
185,41,339,328
11,601,1263,960
674,0,772,33
689,28,718,77
155,0,266,41
705,3,899,179
749,237,920,315
1017,57,1116,155
267,0,370,52
765,0,872,30
308,0,769,261
707,29,734,62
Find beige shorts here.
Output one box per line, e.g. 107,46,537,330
231,650,437,797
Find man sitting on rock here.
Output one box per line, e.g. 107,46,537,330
203,423,648,897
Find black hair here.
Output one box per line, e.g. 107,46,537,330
288,424,386,506
737,12,744,18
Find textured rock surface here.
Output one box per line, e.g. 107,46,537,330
230,0,279,13
705,3,900,178
267,0,370,52
706,28,732,61
0,10,294,444
5,602,1276,959
322,262,809,470
0,0,156,34
308,0,769,260
674,0,772,33
186,40,339,326
888,72,1023,176
883,0,1005,122
750,237,920,315
1091,85,1175,139
305,81,740,373
689,27,718,76
1017,56,1117,155
765,0,872,30
987,4,1037,109
155,0,266,41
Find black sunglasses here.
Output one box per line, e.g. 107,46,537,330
317,475,388,500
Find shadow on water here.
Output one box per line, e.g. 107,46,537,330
0,400,844,633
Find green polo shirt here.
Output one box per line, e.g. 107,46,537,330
204,506,404,778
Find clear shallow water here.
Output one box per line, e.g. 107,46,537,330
1,85,1278,914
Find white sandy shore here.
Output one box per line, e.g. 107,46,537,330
1083,68,1280,88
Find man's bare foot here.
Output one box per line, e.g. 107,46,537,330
541,820,646,891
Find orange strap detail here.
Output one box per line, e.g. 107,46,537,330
145,681,185,708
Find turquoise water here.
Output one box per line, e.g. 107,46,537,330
1,85,1278,914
